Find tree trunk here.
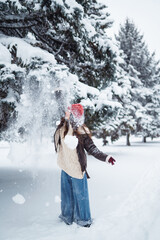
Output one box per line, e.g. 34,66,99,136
126,132,131,146
103,138,108,146
143,136,147,143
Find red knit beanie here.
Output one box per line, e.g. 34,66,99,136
68,104,84,119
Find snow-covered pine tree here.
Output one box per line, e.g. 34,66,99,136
37,0,119,133
114,22,142,145
0,42,25,137
136,54,160,142
71,0,124,138
116,18,160,143
116,19,146,69
0,0,115,88
0,0,121,142
0,35,77,141
111,60,137,146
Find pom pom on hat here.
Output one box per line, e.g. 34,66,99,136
68,104,84,118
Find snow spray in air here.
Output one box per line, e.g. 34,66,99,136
7,62,74,168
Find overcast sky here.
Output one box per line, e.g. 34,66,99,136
99,0,160,60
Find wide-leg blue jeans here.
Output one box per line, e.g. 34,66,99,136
59,170,92,226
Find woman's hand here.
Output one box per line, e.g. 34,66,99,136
65,111,71,120
108,157,116,165
106,155,116,165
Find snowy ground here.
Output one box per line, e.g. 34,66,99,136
0,136,160,240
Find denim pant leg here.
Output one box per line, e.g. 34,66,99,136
72,174,92,226
60,171,74,225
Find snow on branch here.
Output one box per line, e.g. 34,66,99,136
0,34,56,65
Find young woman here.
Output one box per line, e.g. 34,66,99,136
54,103,116,227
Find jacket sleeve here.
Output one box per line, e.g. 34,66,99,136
83,135,108,162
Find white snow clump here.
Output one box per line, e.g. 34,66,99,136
64,135,78,149
12,193,26,204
